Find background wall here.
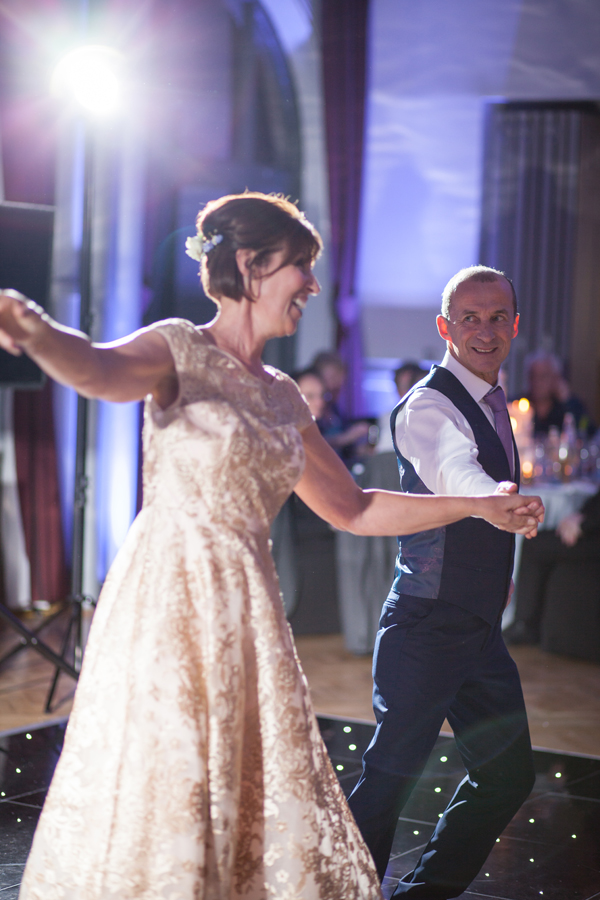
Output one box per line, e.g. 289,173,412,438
359,0,600,411
260,0,336,370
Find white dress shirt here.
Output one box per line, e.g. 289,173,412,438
394,351,505,496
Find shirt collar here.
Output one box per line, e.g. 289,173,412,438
440,350,496,404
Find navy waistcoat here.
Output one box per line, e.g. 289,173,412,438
389,366,519,626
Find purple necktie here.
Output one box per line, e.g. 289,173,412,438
484,385,515,480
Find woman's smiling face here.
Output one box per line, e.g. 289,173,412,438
248,247,320,338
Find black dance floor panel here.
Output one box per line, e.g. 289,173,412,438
318,716,600,900
0,722,67,898
0,716,598,899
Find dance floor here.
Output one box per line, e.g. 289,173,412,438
1,717,599,899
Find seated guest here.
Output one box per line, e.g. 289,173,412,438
294,367,327,421
312,350,371,460
526,351,595,436
377,361,428,453
311,350,347,433
394,360,428,399
505,488,600,645
271,366,340,631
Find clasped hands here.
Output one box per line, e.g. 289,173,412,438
492,480,544,538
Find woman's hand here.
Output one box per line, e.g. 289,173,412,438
0,290,46,354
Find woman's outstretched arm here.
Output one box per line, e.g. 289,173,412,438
0,291,175,403
296,422,544,538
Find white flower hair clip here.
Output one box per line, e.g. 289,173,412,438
185,232,223,262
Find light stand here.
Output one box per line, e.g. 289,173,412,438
44,121,97,711
0,46,120,710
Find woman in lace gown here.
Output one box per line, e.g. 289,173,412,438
0,194,542,900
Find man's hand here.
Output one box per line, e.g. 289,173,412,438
556,511,583,547
478,491,545,537
0,290,45,355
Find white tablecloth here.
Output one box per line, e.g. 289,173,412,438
521,480,598,530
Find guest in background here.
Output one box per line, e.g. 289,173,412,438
312,350,371,461
377,362,428,454
526,351,595,437
312,350,346,405
294,367,327,421
272,367,341,633
394,361,428,400
504,488,600,646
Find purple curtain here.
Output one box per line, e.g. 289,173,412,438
322,0,369,417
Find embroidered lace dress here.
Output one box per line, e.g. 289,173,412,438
20,320,381,900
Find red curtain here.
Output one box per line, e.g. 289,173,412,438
1,0,69,603
322,0,370,417
13,384,69,602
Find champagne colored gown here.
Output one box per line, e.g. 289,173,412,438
20,320,381,900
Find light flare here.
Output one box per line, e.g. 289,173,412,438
52,46,121,115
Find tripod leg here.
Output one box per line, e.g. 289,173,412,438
74,600,84,673
0,605,68,670
45,609,75,713
0,602,78,680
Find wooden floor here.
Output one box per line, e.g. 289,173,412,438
295,634,600,758
0,609,80,734
1,614,599,758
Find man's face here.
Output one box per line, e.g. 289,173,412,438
436,278,519,386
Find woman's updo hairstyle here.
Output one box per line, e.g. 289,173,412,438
195,192,322,303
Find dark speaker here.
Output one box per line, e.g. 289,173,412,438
0,201,55,388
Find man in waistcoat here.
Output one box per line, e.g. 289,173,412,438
348,266,537,899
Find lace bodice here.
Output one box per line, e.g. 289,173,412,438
143,320,313,536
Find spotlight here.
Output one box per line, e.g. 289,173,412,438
52,45,121,115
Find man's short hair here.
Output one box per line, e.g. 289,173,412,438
441,266,518,320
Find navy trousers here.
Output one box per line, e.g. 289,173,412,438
347,593,535,899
